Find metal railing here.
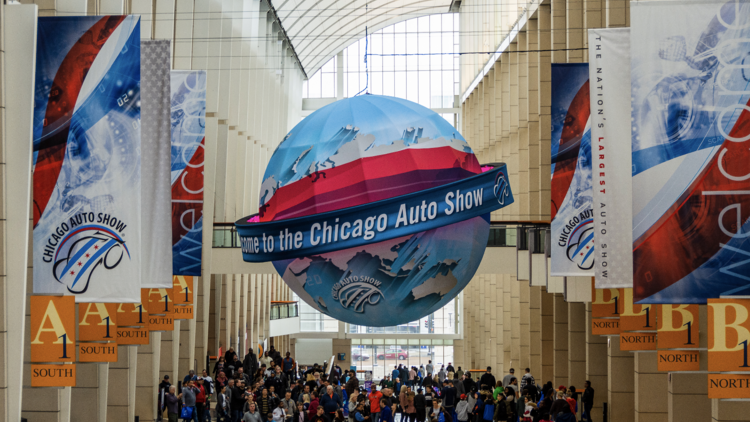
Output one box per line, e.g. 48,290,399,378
270,301,299,320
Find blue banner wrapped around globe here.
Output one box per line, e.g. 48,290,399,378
238,95,514,326
550,64,594,277
32,16,142,303
631,0,750,302
170,70,206,276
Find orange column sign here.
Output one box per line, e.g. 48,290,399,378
173,276,194,305
657,350,700,372
31,364,76,387
620,332,657,351
619,288,656,331
591,318,620,335
116,327,150,345
708,299,750,372
708,374,750,399
78,303,118,342
117,290,149,327
78,342,118,362
30,296,76,363
591,280,622,318
146,287,174,315
174,305,194,320
657,304,699,349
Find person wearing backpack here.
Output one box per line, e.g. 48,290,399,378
520,370,535,397
481,394,495,422
455,394,470,422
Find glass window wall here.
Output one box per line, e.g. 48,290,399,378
350,340,454,380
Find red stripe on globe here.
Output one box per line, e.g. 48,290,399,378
252,96,492,326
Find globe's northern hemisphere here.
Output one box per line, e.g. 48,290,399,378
259,95,490,326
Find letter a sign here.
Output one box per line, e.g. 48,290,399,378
708,299,750,372
78,303,118,342
172,276,194,305
30,296,76,363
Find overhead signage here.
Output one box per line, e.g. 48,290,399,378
172,276,194,305
174,305,194,320
657,350,700,372
78,303,117,342
30,296,76,363
708,299,750,372
620,332,657,351
116,327,150,345
657,304,699,349
708,374,750,399
31,364,76,387
591,318,621,335
78,342,118,363
619,288,656,331
591,280,621,318
116,289,149,327
146,288,173,315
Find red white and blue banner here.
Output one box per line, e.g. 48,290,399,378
32,16,142,302
551,64,594,276
588,28,633,289
170,70,206,276
140,40,173,288
631,0,750,303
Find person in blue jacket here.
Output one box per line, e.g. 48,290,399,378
379,399,393,422
321,385,343,422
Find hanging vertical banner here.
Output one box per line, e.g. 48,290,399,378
587,28,633,289
78,303,117,342
32,16,142,302
708,299,750,372
550,63,594,277
170,70,207,276
631,1,750,303
30,296,76,363
140,40,173,288
657,304,700,349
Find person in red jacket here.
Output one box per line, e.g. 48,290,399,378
196,377,208,422
309,391,321,419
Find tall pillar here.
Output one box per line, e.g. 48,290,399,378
503,274,512,371
491,274,503,374
585,303,607,422
108,346,137,422
161,328,177,382
540,288,554,383
553,293,569,387
529,286,542,379
633,352,667,422
568,302,586,389
135,336,158,422
519,279,531,370
608,336,634,422
511,275,521,371
711,398,750,422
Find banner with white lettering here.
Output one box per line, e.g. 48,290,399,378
170,70,206,276
550,63,594,276
631,1,750,303
141,40,173,288
32,16,142,302
588,28,633,289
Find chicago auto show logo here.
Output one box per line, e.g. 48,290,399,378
564,214,594,270
494,171,510,205
46,215,130,294
331,276,383,313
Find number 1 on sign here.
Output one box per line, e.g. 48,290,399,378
184,287,189,303
103,316,111,338
683,321,693,345
58,334,68,359
163,295,169,313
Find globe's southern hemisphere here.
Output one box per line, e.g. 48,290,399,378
260,95,490,326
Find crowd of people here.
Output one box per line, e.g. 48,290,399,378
157,347,595,422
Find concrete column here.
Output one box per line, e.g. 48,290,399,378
668,373,710,422
136,337,158,422
519,279,531,370
553,294,569,387
108,346,137,422
491,274,503,374
608,336,634,422
160,328,177,383
529,286,542,379
551,0,567,63
537,2,552,220
568,302,586,389
711,398,750,422
633,352,667,422
511,275,521,369
222,274,232,352
540,288,554,383
585,303,607,422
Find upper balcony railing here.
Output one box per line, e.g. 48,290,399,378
270,301,299,320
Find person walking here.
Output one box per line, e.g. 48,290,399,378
501,370,514,389
479,368,496,392
441,381,457,422
182,380,200,422
195,378,208,422
321,385,343,422
581,382,594,422
283,391,298,422
368,388,383,422
454,395,469,422
379,399,394,422
164,386,182,422
414,388,427,422
520,370,535,396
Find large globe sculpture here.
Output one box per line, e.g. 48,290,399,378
252,95,495,326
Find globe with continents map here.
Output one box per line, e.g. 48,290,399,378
258,95,491,326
